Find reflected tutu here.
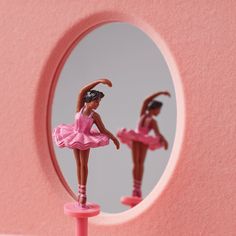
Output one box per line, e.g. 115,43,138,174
117,114,164,151
52,108,109,150
117,128,163,150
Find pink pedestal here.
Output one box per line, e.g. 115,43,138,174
121,196,143,208
64,202,100,236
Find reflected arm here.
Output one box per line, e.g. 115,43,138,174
151,119,168,150
140,91,171,116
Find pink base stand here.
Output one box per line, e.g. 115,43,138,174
64,202,100,236
120,196,142,208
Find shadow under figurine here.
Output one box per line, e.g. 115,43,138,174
117,91,170,208
53,79,120,209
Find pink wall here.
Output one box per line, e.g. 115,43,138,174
0,1,235,235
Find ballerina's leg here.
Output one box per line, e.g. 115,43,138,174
138,143,148,182
132,141,140,182
73,149,81,201
132,141,143,197
73,149,82,184
79,149,90,206
136,143,148,197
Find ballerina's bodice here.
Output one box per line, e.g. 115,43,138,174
136,114,152,134
74,108,94,134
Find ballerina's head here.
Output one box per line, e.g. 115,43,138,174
84,90,105,110
147,100,163,116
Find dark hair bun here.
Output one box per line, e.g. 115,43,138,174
84,90,105,103
147,100,163,110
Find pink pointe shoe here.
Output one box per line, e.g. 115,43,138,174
132,189,142,198
77,194,90,210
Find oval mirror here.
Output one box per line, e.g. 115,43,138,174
51,22,176,213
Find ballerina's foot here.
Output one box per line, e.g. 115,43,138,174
137,192,142,198
132,189,142,198
81,203,90,210
77,195,90,209
74,202,90,209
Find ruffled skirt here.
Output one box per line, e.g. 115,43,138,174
52,124,109,150
117,128,164,150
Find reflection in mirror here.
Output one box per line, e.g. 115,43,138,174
51,22,176,213
118,91,171,208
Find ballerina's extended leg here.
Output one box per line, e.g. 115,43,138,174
79,149,90,208
73,149,82,202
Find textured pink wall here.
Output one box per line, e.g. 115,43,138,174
0,1,235,235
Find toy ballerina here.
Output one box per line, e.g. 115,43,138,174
53,79,120,208
117,91,170,199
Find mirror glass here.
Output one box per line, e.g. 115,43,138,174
51,22,176,213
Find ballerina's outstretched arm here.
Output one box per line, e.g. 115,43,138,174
140,91,171,116
93,112,120,150
76,78,112,112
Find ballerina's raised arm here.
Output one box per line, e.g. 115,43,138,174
140,91,171,116
76,78,112,112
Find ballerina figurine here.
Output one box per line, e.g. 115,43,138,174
53,79,120,208
117,91,170,199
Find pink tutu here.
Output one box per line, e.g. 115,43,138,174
52,108,109,150
117,115,164,151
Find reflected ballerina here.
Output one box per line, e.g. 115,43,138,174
52,79,120,208
117,91,170,202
